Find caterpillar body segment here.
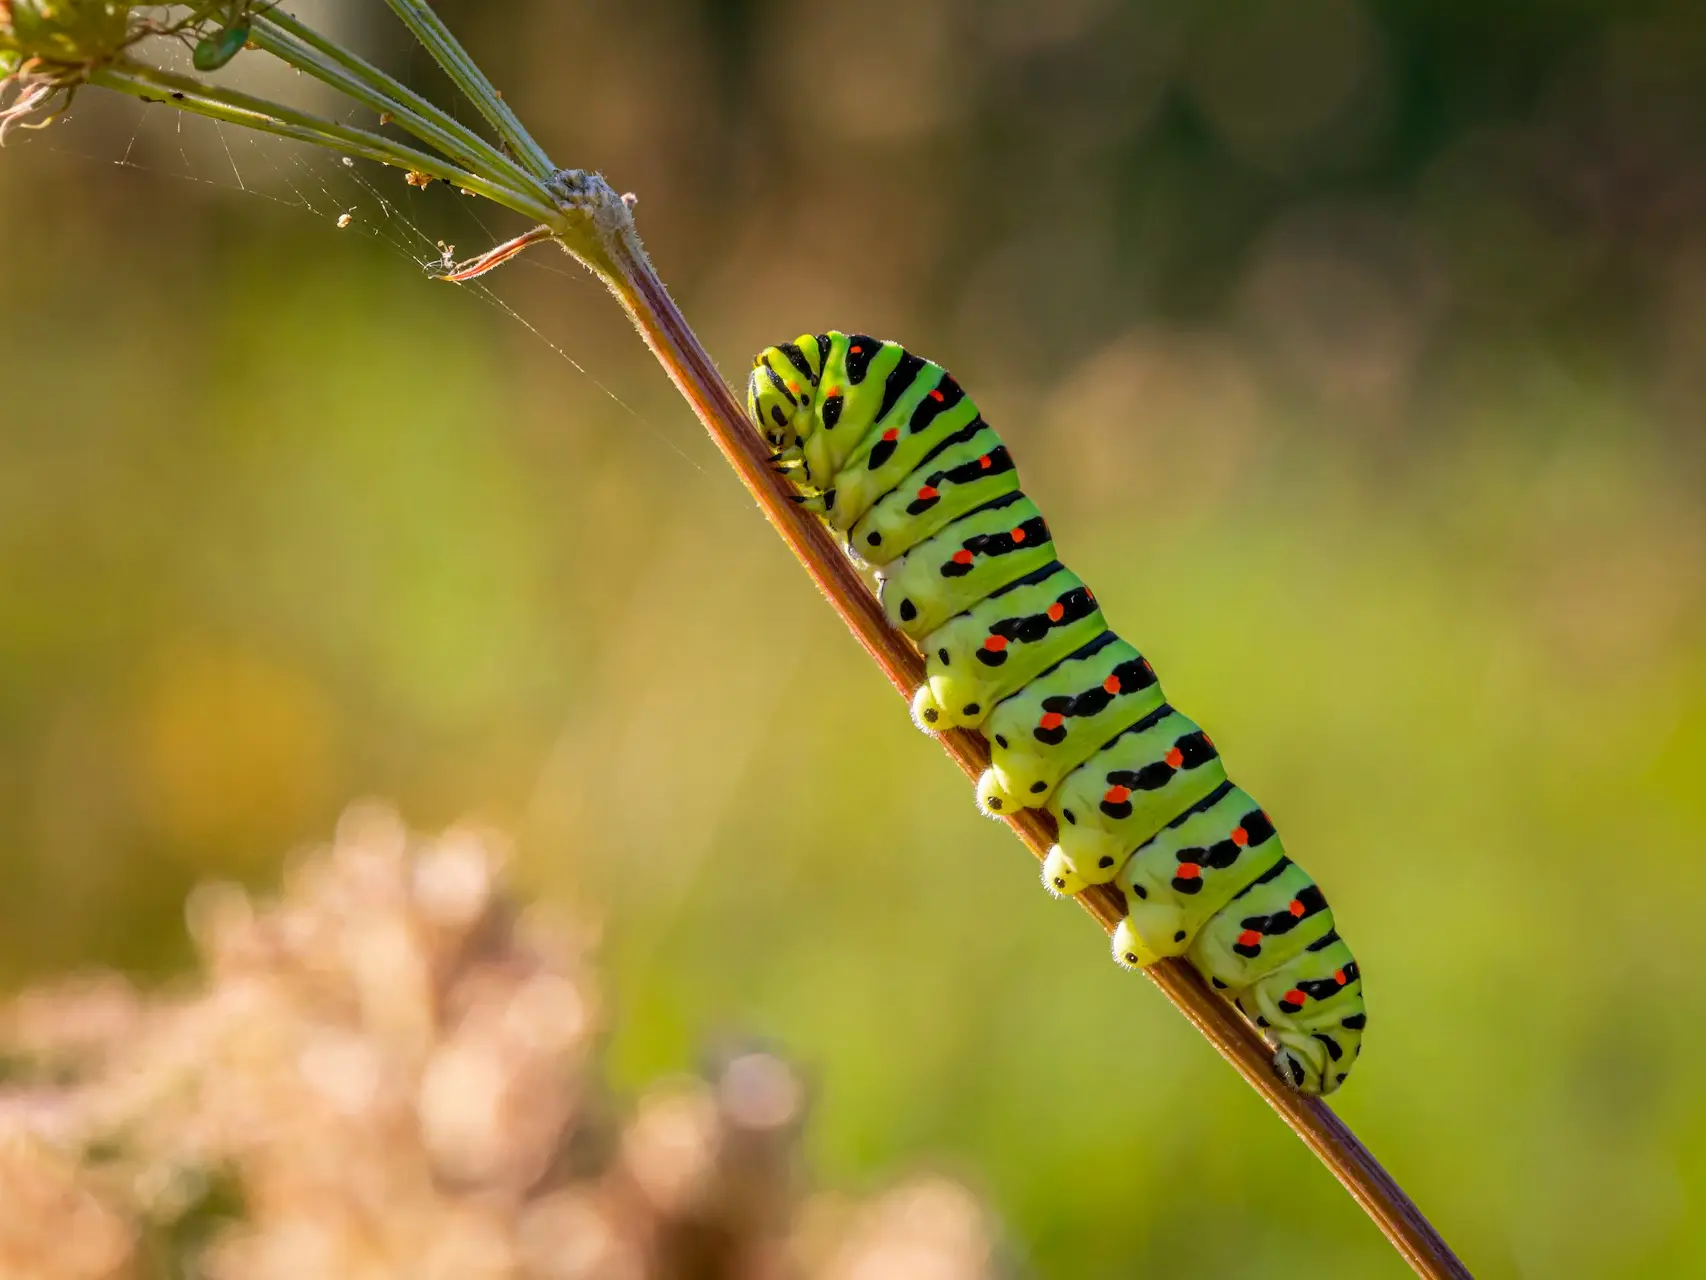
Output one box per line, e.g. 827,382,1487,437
974,633,1165,816
1108,784,1288,967
1044,705,1228,886
849,427,1018,566
877,492,1056,638
748,331,1366,1096
912,563,1107,733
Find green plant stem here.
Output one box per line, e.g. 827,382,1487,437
89,59,559,225
542,176,1474,1280
378,0,555,185
248,11,542,201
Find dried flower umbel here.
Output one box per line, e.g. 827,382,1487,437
0,806,999,1279
0,0,128,138
0,3,270,139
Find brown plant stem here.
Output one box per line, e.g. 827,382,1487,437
582,222,1471,1280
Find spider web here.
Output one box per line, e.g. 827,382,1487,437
10,17,704,474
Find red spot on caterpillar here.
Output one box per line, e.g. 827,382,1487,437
850,345,863,353
1202,734,1213,747
825,385,840,397
1141,658,1152,672
1104,784,1131,804
983,635,1008,653
1282,990,1307,1008
978,454,992,469
1231,827,1249,846
1010,526,1027,543
1237,929,1261,948
1046,603,1065,622
1164,747,1184,768
1334,968,1347,985
1039,712,1064,731
1085,590,1094,601
951,550,974,565
1102,674,1121,694
1288,899,1305,917
882,427,898,441
1176,863,1201,880
787,382,800,395
917,485,939,500
930,388,945,401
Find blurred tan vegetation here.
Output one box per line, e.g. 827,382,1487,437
0,806,997,1279
1,0,1705,1275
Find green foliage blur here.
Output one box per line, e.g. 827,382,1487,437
4,0,1706,1274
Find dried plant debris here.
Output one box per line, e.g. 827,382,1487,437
0,804,998,1279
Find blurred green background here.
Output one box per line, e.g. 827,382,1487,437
4,0,1706,1274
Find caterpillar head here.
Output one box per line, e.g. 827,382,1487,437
747,342,817,456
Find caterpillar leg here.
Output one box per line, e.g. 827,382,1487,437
976,767,1021,818
1040,845,1086,898
911,682,951,733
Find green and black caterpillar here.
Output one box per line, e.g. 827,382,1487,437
747,331,1366,1095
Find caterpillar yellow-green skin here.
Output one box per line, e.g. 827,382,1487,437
747,331,1365,1095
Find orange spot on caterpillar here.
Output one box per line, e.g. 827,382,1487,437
825,385,840,397
930,388,945,401
1283,990,1307,1008
1202,734,1213,747
1334,968,1347,985
1237,929,1261,948
1039,712,1064,731
787,382,800,395
882,428,898,441
983,635,1008,653
1102,674,1121,694
1288,899,1306,917
917,485,939,500
1104,784,1131,804
978,454,992,469
1010,526,1027,543
1176,863,1201,880
1046,603,1065,622
1164,747,1184,768
951,550,974,565
1231,827,1249,846
850,345,863,353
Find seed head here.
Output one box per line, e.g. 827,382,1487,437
1,0,140,142
0,0,135,70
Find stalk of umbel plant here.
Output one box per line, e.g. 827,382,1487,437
2,4,1473,1277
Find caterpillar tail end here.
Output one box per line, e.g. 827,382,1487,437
1265,1007,1363,1096
1269,1035,1339,1096
1041,847,1087,899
